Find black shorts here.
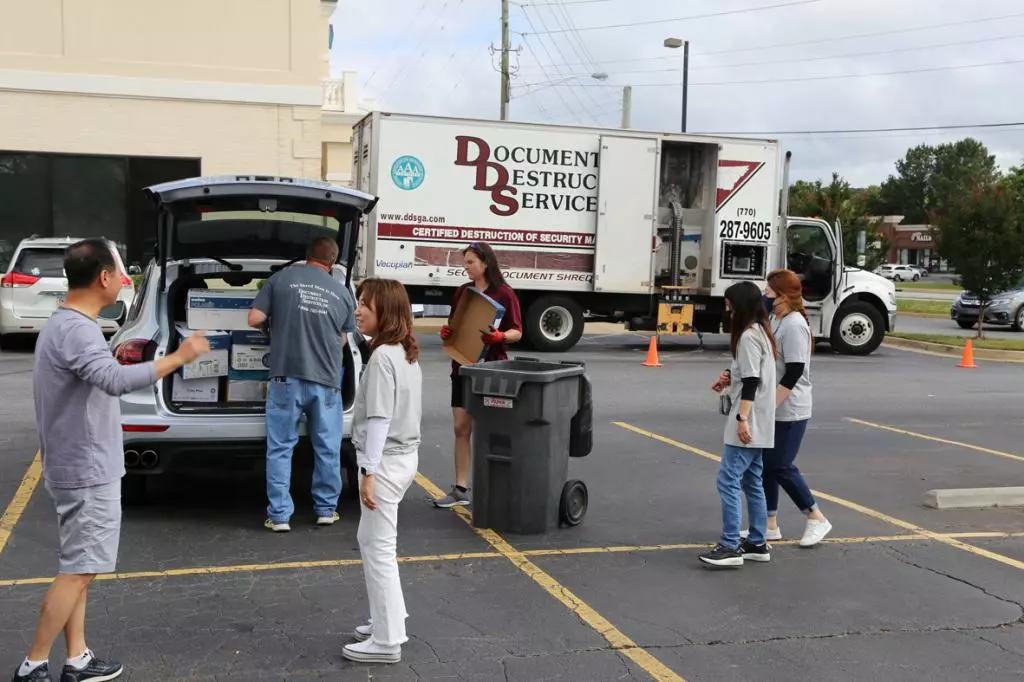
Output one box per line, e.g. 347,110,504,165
451,374,465,409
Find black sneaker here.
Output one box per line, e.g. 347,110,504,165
60,656,123,682
11,663,50,682
698,543,744,568
739,539,772,563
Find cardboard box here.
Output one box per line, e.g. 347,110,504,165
171,375,219,403
443,287,506,366
230,330,271,380
186,290,259,331
175,325,229,380
226,379,269,403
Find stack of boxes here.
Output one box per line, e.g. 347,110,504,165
172,290,270,404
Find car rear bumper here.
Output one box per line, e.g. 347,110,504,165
120,436,355,477
1,306,119,335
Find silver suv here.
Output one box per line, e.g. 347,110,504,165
109,176,378,501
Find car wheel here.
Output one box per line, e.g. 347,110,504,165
1013,307,1024,332
893,275,902,282
830,301,885,355
913,274,920,282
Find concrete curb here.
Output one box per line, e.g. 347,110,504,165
924,487,1024,510
883,336,1024,363
896,311,947,319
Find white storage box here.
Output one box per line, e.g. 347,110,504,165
175,325,229,380
171,375,220,403
227,379,269,403
230,330,271,380
186,290,259,331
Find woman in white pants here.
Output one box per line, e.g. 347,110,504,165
343,278,423,665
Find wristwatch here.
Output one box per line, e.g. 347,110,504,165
360,467,375,477
736,414,747,422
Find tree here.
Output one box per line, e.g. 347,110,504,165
878,139,999,223
932,177,1024,338
788,173,890,270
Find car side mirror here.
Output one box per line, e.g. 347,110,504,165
128,264,142,275
99,301,125,321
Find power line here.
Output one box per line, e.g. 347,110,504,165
530,57,1024,87
698,121,1024,136
519,0,822,35
698,9,1024,56
520,31,1024,74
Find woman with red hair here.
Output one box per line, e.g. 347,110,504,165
757,269,832,548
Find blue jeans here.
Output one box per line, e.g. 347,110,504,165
265,376,343,523
763,420,816,515
718,444,768,549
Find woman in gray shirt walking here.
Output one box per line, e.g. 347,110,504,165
702,281,778,568
761,269,832,547
343,279,423,665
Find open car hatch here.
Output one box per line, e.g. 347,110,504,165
144,175,379,289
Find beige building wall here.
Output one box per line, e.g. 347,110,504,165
0,0,337,178
321,71,369,186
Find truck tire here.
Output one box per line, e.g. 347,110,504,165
524,296,584,353
830,301,885,356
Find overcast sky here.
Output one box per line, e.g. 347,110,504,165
330,0,1024,187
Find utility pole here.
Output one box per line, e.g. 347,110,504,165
681,40,689,132
500,0,511,120
621,85,632,129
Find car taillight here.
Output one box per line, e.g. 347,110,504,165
0,272,40,288
120,273,133,287
113,339,153,365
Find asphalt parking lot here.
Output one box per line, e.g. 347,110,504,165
2,332,1024,681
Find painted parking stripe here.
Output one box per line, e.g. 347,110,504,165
847,418,1024,464
415,472,687,682
0,453,42,558
615,422,1024,572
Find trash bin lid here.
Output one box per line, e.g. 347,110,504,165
459,358,585,383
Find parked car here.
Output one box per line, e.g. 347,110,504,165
109,175,378,502
875,264,921,282
950,284,1024,331
1,236,134,349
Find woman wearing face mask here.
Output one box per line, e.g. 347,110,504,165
435,241,523,509
343,279,423,665
755,269,832,547
703,281,778,568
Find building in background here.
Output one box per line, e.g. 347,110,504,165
321,71,371,186
0,0,340,267
876,219,947,272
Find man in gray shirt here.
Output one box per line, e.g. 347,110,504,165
249,237,356,532
15,239,209,682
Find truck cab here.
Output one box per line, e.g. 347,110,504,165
783,217,896,355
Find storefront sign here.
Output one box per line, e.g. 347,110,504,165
910,232,933,242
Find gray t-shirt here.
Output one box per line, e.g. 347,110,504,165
724,325,777,449
773,311,813,422
252,264,355,389
34,308,157,489
351,344,423,457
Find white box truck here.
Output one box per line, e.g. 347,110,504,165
352,112,897,354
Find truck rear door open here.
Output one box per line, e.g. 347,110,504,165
593,136,659,294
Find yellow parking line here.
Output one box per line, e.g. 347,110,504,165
415,472,686,682
0,453,42,558
615,422,1024,573
846,418,1024,464
0,550,504,588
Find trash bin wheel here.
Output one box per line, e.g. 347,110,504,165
559,479,588,527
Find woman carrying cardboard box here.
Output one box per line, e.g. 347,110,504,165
435,242,522,509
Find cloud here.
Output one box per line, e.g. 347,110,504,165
331,0,1024,185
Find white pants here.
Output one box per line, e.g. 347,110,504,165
357,451,418,647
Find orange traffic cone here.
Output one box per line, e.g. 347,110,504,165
642,335,662,367
958,338,977,368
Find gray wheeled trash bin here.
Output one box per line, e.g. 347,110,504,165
460,358,592,535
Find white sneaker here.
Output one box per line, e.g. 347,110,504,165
353,621,372,642
317,512,340,526
799,519,833,547
264,519,291,533
740,527,783,541
342,638,401,664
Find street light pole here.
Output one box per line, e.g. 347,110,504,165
664,37,689,132
621,85,632,129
